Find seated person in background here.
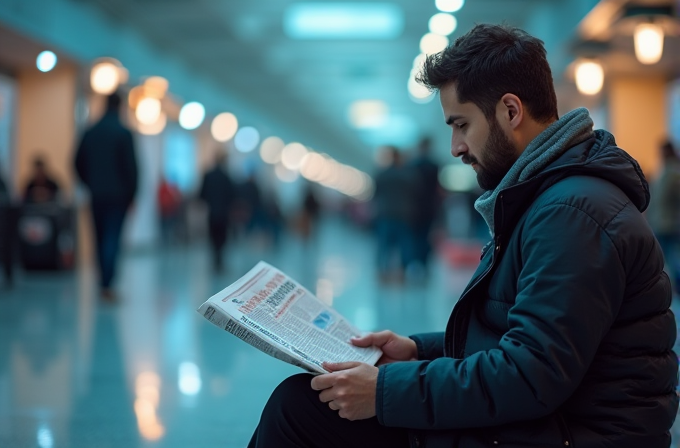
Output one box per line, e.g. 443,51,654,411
23,157,60,204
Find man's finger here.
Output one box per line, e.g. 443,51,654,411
350,333,375,347
310,373,335,391
323,361,362,372
328,401,340,411
318,389,334,403
351,331,392,348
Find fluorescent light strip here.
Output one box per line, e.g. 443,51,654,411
284,3,404,39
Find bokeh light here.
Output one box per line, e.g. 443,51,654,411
90,61,121,95
260,136,285,164
36,51,57,72
211,112,238,142
234,126,260,152
178,102,205,130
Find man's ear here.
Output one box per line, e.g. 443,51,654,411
499,94,523,130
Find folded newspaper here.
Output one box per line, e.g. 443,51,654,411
197,261,382,374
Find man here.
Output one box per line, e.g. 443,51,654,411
199,151,235,272
410,137,441,274
647,140,680,291
248,24,678,448
75,92,138,300
373,146,422,283
0,168,14,288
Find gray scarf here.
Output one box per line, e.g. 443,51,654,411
474,107,594,235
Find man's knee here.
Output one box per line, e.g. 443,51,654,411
266,373,316,410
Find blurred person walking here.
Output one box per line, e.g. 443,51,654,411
237,173,265,236
0,168,15,288
647,140,680,290
373,146,422,283
23,156,61,204
297,183,321,243
410,137,441,275
199,151,235,272
74,92,138,301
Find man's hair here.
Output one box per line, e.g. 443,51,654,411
418,24,558,124
106,92,122,111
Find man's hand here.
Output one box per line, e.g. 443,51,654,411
310,362,378,421
351,331,418,365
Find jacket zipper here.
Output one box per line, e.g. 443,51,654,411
451,194,505,357
555,413,573,447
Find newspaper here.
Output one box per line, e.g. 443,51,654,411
197,261,382,373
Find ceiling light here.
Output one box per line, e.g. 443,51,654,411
413,53,427,70
408,77,434,103
138,112,167,136
281,142,308,169
91,61,122,95
435,0,464,13
575,60,604,96
429,13,457,36
284,3,404,39
348,100,388,129
179,102,205,130
234,127,260,153
143,76,169,99
135,97,161,125
634,23,664,65
36,51,57,72
211,112,238,142
420,33,449,55
260,136,285,164
300,152,327,181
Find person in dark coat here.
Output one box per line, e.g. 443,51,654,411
0,169,15,288
410,137,441,272
647,140,680,290
74,92,138,300
199,151,235,272
373,146,422,282
248,24,678,448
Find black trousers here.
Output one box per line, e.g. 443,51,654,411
208,218,227,268
248,373,410,448
91,202,127,289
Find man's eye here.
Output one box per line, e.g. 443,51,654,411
456,123,466,130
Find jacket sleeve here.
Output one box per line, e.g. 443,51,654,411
376,202,626,430
410,332,445,361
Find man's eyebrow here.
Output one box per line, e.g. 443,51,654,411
445,115,464,125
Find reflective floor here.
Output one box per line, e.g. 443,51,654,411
0,217,474,448
1,217,679,448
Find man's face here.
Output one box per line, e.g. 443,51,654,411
439,83,519,191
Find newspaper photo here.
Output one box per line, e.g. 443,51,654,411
197,261,382,374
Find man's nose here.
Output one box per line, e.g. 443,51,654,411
451,142,467,158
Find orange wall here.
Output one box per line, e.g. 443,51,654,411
609,76,667,179
15,62,77,197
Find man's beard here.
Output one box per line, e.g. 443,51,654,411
462,118,518,191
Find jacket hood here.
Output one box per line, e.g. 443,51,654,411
546,129,650,212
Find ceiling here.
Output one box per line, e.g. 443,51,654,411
68,0,582,169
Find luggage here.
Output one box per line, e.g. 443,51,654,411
18,203,75,270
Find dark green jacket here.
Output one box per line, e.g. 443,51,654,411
376,131,679,448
